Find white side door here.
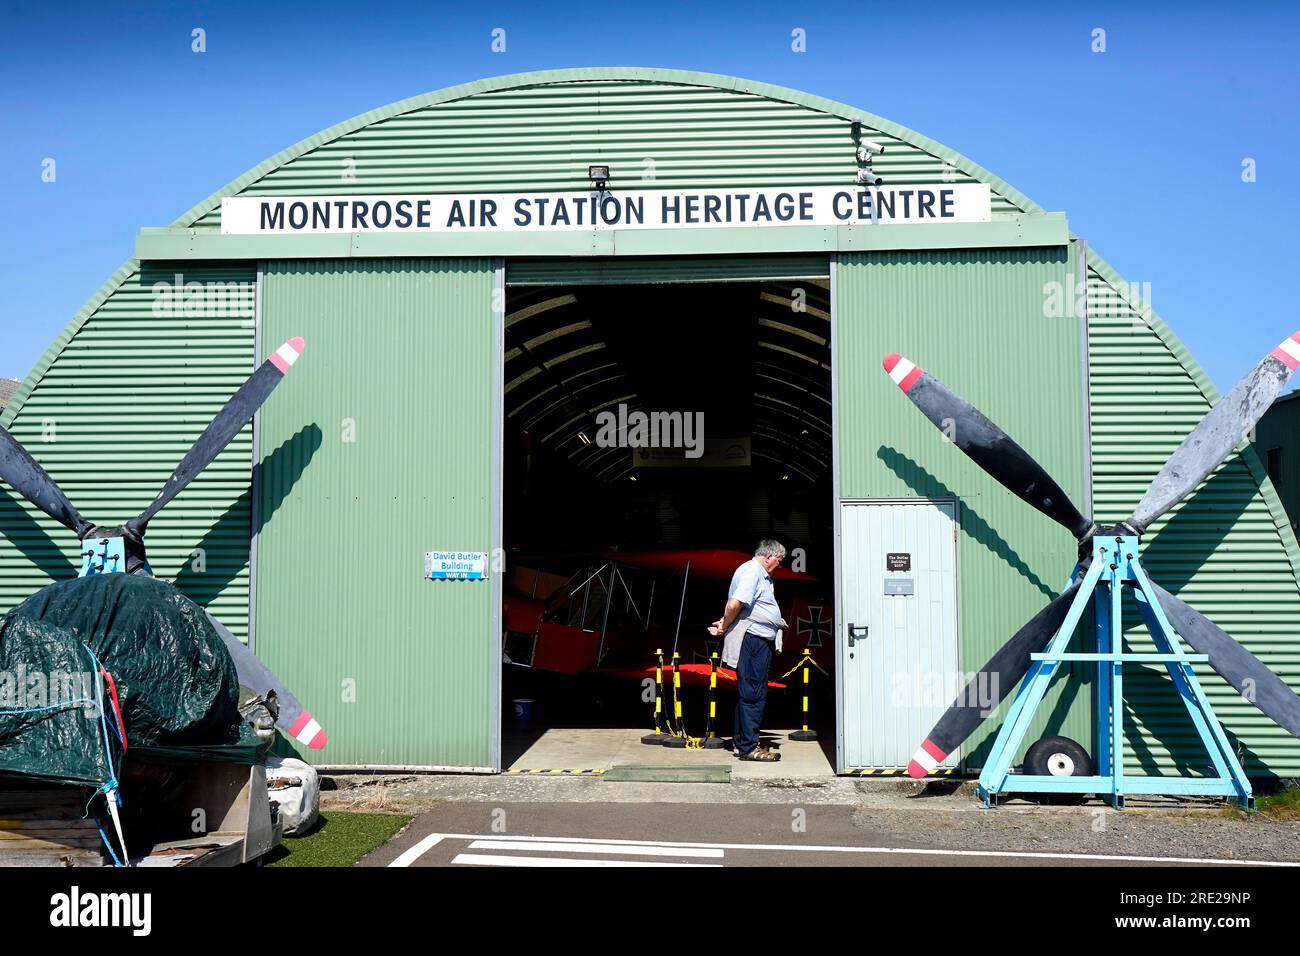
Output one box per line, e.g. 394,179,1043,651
841,499,960,769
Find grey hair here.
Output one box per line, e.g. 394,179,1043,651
754,539,786,560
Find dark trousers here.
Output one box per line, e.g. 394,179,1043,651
733,631,773,757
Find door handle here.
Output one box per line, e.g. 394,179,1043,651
847,623,869,647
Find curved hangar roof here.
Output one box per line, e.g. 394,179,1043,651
19,67,1287,501
6,67,1057,494
4,68,1300,772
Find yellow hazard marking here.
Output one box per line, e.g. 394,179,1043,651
504,768,607,775
841,768,957,776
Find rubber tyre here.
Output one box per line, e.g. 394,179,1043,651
1024,735,1094,777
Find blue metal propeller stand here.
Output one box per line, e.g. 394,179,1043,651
977,534,1253,809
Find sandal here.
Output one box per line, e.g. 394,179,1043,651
738,749,781,762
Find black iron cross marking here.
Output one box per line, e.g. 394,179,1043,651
797,605,832,647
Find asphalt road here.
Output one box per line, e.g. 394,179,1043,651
358,802,1298,868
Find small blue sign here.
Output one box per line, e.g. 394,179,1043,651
425,551,489,581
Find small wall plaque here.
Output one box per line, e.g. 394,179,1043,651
886,552,911,572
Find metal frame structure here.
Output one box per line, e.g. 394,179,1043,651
977,533,1253,809
490,258,506,771
830,254,845,773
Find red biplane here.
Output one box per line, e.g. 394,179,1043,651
502,549,834,692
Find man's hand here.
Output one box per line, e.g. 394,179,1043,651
714,599,744,637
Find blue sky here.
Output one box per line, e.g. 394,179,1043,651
2,1,1297,391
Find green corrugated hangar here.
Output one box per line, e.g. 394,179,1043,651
3,68,1299,778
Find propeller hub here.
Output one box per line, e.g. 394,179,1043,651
1077,523,1142,563
81,525,149,575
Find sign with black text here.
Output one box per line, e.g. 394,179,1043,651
886,552,912,572
221,184,992,235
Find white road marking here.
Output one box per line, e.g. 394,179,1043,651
452,852,720,868
467,839,723,858
388,832,1300,868
388,834,444,868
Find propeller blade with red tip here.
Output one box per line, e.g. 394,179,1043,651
907,581,1081,777
1125,331,1300,534
882,353,1093,539
125,337,305,537
206,612,328,750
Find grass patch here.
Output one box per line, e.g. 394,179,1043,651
1254,785,1300,821
266,811,412,867
1219,783,1300,821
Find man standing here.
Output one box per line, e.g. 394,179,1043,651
710,541,787,762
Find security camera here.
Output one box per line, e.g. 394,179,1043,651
856,142,886,161
857,168,883,186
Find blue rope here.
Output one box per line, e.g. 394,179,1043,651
77,643,127,867
95,815,124,868
0,699,97,717
78,643,121,788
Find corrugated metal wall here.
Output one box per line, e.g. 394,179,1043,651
0,264,256,636
187,80,1029,227
1087,256,1300,775
836,247,1091,766
255,259,497,769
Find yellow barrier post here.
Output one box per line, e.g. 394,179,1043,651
788,649,819,741
662,651,689,748
641,648,672,745
703,651,727,748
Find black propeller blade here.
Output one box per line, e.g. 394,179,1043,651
206,612,327,750
906,580,1082,777
1,337,325,750
1125,332,1300,534
0,427,92,537
1150,581,1300,738
882,354,1094,540
886,338,1300,770
125,337,305,538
